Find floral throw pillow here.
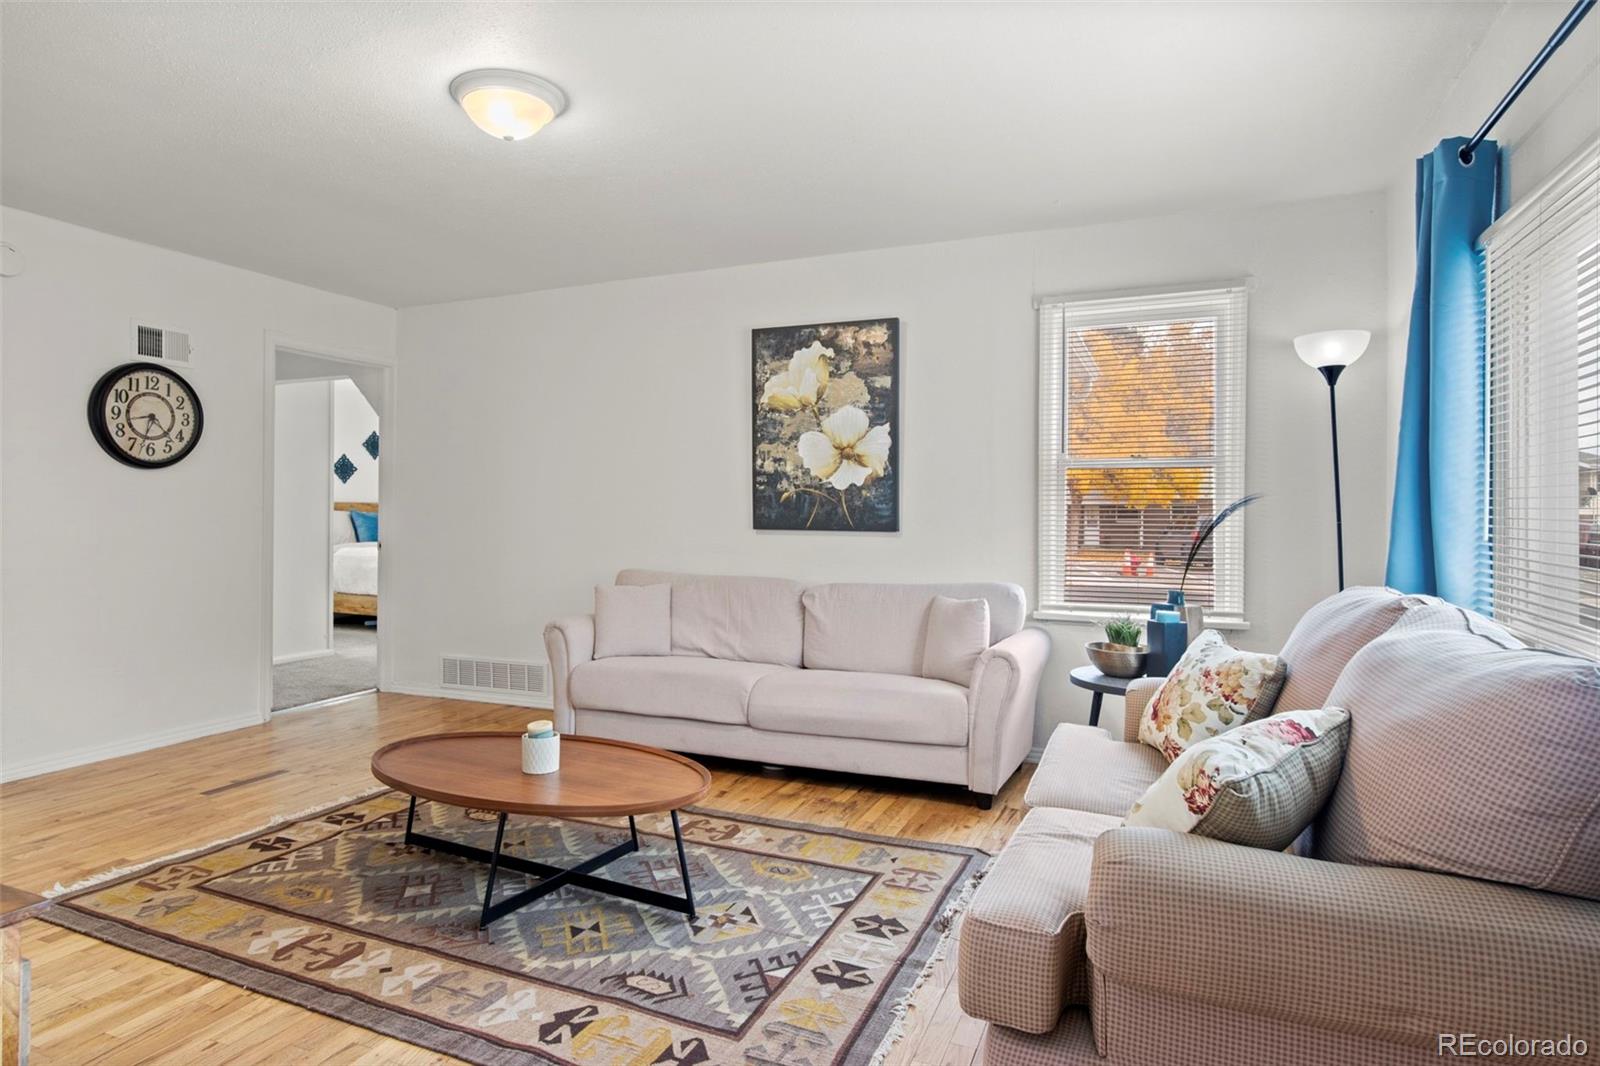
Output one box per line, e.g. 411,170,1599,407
1138,630,1288,762
1126,708,1351,850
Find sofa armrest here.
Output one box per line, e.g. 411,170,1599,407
1085,827,1600,1052
967,627,1051,795
958,807,1114,1033
1120,676,1163,742
542,614,594,734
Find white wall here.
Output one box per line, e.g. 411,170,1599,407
1385,6,1600,497
333,378,379,504
390,191,1389,744
0,207,395,779
273,380,333,662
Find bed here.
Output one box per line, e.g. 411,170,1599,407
332,501,378,617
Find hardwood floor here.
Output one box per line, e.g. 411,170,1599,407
0,692,1031,1065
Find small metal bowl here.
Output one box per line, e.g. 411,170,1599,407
1085,641,1148,679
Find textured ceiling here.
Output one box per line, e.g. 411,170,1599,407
2,2,1506,306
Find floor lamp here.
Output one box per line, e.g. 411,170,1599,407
1294,330,1371,591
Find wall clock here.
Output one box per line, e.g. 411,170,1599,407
87,362,204,468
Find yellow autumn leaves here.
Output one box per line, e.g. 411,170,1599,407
1066,322,1215,507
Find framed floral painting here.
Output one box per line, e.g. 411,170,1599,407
752,318,899,531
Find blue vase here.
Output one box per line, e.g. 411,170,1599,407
1145,602,1187,678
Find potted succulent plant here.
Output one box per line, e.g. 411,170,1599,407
1086,616,1147,679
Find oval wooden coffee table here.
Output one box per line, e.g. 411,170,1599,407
372,732,712,928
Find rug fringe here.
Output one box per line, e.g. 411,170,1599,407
865,856,993,1066
42,787,391,900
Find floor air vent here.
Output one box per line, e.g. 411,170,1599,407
442,656,548,698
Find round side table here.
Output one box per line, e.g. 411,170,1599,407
1069,665,1138,728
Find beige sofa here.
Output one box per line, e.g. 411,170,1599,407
959,587,1600,1065
544,569,1049,805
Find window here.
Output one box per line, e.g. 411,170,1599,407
1481,137,1600,656
1037,285,1248,621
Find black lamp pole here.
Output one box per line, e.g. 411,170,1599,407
1318,363,1347,590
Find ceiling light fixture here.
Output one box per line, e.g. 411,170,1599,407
449,69,567,142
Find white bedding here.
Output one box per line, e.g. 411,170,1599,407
332,542,378,596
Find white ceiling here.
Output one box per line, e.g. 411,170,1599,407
2,2,1507,307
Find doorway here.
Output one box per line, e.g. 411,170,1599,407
266,344,389,714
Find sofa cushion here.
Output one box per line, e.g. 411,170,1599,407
569,656,789,725
1139,630,1287,762
921,595,990,686
1275,586,1412,712
1025,724,1167,817
1316,600,1600,900
747,669,969,746
616,569,804,667
1085,826,1600,1056
957,807,1121,1034
593,583,670,658
1126,708,1351,850
801,581,1025,675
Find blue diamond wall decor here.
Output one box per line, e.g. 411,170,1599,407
362,431,380,460
333,454,357,483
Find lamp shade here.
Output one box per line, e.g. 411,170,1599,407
450,69,567,141
1294,330,1371,370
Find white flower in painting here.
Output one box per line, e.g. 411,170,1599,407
760,341,832,410
798,406,891,490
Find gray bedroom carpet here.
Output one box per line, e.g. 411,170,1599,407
272,621,377,711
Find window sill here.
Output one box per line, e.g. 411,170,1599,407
1032,607,1251,632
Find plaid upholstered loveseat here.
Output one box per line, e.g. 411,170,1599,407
958,587,1600,1065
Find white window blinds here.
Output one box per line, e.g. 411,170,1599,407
1037,285,1248,620
1481,136,1600,656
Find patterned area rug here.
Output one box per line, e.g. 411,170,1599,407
41,791,988,1065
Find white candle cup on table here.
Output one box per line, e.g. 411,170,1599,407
521,720,560,775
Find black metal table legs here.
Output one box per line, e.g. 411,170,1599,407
402,798,697,928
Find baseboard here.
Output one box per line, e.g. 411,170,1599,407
273,648,336,665
1026,745,1045,764
274,688,377,715
0,712,264,783
384,683,554,711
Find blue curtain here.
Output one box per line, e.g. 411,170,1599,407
1386,137,1499,612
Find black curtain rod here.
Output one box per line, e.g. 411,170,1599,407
1459,0,1596,165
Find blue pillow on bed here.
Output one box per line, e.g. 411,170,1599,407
350,510,379,542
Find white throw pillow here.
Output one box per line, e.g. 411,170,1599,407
593,584,671,658
921,595,991,686
1138,630,1288,763
330,510,357,546
1126,707,1351,850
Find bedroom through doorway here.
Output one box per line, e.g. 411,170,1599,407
269,347,386,713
